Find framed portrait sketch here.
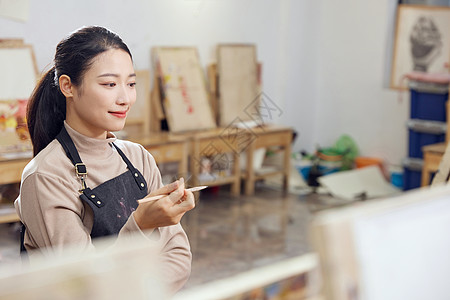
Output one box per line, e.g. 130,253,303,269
390,5,450,89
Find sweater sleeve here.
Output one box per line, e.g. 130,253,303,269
118,147,192,293
19,172,95,255
158,223,192,294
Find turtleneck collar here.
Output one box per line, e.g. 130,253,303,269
63,121,117,157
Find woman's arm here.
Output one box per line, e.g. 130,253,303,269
132,144,193,292
19,173,95,255
158,223,192,293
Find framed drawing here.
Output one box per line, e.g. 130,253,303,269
0,44,38,156
391,5,450,89
152,47,216,133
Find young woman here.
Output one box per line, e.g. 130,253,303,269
14,26,195,292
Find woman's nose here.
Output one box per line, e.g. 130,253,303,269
117,85,132,105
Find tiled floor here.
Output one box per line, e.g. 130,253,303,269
0,184,350,289
181,185,348,288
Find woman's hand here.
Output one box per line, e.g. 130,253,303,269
134,178,195,230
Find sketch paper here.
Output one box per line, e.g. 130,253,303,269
354,195,450,300
311,184,450,300
217,45,259,126
318,166,401,201
153,47,216,132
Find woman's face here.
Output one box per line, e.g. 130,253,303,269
66,48,136,138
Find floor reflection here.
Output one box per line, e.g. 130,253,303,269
182,186,314,288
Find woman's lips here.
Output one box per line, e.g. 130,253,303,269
109,111,127,118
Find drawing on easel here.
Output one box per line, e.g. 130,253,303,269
152,47,216,133
390,5,450,89
217,44,259,127
0,44,38,156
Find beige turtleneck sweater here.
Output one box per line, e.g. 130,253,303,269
14,122,191,292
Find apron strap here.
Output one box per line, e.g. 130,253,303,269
55,126,145,191
111,143,147,191
56,127,88,181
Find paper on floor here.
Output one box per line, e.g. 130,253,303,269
318,166,401,201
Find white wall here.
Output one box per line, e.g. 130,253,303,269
0,0,409,166
312,0,408,167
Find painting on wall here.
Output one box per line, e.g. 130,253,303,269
390,5,450,89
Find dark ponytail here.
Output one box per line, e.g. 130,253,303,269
27,67,66,157
26,26,132,156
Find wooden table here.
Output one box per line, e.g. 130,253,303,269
242,125,293,195
0,156,30,185
421,142,446,187
129,132,189,178
187,128,242,196
180,125,293,197
0,156,30,223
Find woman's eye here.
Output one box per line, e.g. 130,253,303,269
102,83,116,87
129,82,136,88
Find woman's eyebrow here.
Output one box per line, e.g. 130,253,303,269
97,73,136,78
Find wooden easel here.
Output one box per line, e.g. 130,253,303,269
149,73,166,132
207,61,293,196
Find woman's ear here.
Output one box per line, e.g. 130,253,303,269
59,75,74,98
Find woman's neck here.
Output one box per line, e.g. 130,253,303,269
65,117,107,139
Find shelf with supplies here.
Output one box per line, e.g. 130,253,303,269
185,127,243,197
241,125,293,196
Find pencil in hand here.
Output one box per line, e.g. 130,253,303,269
137,186,208,204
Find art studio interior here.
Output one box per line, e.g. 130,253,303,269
0,0,450,299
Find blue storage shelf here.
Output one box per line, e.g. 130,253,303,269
404,80,448,190
410,82,449,122
402,158,423,191
407,119,446,158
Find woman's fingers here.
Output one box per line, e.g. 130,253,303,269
168,178,185,204
134,180,195,230
147,178,183,197
171,190,196,215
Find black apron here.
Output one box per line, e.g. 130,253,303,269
20,127,148,252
